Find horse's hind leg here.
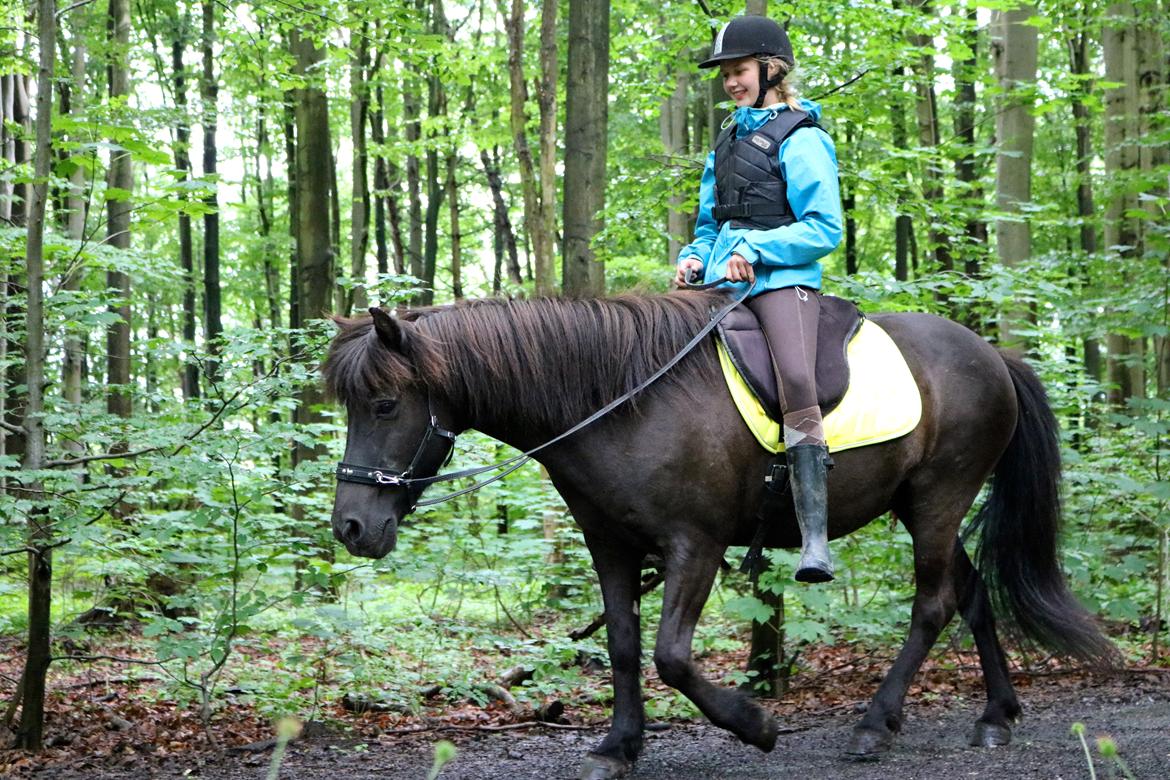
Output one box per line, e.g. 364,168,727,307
652,538,778,752
954,542,1022,746
846,511,962,758
579,534,646,780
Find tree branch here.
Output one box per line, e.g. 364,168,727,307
49,654,173,666
0,538,71,558
43,443,163,468
45,356,289,469
55,0,96,18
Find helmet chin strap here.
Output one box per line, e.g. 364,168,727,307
753,60,785,108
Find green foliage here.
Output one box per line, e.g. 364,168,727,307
427,740,458,780
1072,721,1139,780
4,0,1170,745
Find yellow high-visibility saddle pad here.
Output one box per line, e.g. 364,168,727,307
717,318,922,453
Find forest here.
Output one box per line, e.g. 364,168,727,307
0,0,1168,776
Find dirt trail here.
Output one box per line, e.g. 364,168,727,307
30,673,1169,779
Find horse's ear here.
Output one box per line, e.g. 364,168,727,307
369,306,408,353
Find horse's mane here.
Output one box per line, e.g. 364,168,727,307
324,292,727,429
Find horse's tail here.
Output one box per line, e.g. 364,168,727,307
964,353,1117,666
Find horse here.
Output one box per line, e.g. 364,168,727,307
323,291,1115,780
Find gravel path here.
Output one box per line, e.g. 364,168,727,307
33,673,1169,779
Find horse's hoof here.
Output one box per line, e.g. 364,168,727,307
969,721,1012,747
578,753,632,780
844,726,893,760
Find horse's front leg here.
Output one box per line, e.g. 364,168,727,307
579,534,646,780
653,537,778,751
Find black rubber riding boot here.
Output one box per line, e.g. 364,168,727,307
787,444,834,583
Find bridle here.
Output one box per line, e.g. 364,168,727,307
334,277,753,508
335,397,457,492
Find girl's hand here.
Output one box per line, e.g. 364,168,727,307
674,258,705,287
726,253,755,283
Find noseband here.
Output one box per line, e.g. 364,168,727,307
335,396,457,493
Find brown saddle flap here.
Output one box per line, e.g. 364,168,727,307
716,294,863,419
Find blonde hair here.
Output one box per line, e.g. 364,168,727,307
756,56,801,111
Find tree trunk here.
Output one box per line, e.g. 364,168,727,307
1102,2,1144,402
292,33,333,324
421,12,446,308
842,124,858,275
201,0,222,387
329,148,342,311
13,0,56,749
500,0,550,295
171,23,200,400
660,65,688,264
1136,14,1168,395
379,80,407,278
953,5,987,275
62,12,88,420
744,582,788,698
0,267,8,491
144,295,159,413
562,0,609,296
404,66,423,292
257,105,280,331
890,63,913,283
991,5,1039,349
446,151,463,299
7,70,31,227
1068,24,1101,382
290,28,333,551
349,26,371,314
284,96,299,332
481,147,522,289
1,74,13,225
106,0,133,421
371,83,389,279
907,0,952,281
536,0,558,294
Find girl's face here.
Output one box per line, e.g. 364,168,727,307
720,57,760,108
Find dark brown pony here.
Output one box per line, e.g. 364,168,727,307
324,292,1114,780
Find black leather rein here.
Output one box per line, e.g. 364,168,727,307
335,278,752,508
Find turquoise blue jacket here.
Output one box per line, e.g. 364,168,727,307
677,99,843,293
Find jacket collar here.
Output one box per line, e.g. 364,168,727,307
732,99,822,137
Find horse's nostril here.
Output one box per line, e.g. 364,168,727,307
342,518,363,543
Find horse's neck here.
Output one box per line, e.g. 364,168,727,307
434,349,560,453
425,301,647,451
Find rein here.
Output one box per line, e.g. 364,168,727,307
336,278,753,507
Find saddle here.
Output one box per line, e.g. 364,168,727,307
716,294,863,420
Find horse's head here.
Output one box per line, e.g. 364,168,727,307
325,307,456,559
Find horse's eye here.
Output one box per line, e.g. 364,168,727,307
373,399,398,418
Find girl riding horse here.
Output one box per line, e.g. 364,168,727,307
676,14,843,582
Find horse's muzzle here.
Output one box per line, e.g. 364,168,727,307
331,483,403,558
332,513,399,558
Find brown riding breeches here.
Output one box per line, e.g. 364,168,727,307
746,287,825,447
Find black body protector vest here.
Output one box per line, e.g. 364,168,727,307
714,109,822,231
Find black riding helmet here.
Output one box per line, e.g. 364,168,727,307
700,15,793,109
